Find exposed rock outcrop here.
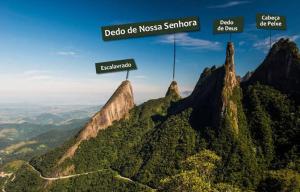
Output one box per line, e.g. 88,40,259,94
222,42,239,134
222,42,238,106
165,81,180,99
173,42,239,132
245,38,300,103
58,80,134,164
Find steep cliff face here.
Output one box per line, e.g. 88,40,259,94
174,42,239,131
222,42,238,102
245,38,300,103
165,81,180,99
58,80,134,164
188,42,257,186
222,42,239,134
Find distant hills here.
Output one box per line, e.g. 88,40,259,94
0,105,100,164
3,39,300,192
0,105,100,124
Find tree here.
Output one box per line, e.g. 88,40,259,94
159,150,241,192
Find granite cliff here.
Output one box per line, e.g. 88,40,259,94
58,80,134,164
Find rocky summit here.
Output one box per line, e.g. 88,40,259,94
58,80,134,165
245,38,300,103
173,42,239,131
165,81,180,99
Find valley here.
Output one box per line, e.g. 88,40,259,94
0,105,100,164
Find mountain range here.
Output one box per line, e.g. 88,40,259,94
2,39,300,192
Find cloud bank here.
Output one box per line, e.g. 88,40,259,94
159,33,221,50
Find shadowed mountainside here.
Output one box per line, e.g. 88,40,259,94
244,38,300,104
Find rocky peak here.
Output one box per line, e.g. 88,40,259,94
224,42,238,90
246,38,300,103
225,42,235,68
221,42,239,134
58,80,134,164
268,38,299,59
165,81,180,99
200,66,217,80
222,42,238,108
173,42,239,132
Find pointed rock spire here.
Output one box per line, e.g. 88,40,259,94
165,81,180,99
224,42,238,91
225,42,235,68
222,42,239,134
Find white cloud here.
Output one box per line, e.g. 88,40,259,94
207,1,251,8
22,70,54,81
56,51,77,56
253,34,300,53
159,33,221,50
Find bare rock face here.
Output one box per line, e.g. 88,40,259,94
222,42,239,134
223,42,238,96
172,42,239,133
246,38,300,103
165,81,180,99
58,80,134,164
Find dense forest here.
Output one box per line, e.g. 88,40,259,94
2,39,300,192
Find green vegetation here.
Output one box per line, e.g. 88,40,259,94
159,149,241,192
30,137,76,176
6,164,43,192
71,96,181,173
243,83,299,169
257,169,300,192
0,160,25,172
127,108,197,186
6,163,155,192
200,86,260,189
7,82,300,191
48,170,154,192
31,94,194,190
4,38,300,191
0,118,87,164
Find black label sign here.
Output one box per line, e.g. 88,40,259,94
95,59,137,74
213,17,244,34
256,13,286,30
101,17,200,41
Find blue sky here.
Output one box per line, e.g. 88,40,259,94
0,0,299,105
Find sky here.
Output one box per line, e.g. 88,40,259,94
0,0,299,105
